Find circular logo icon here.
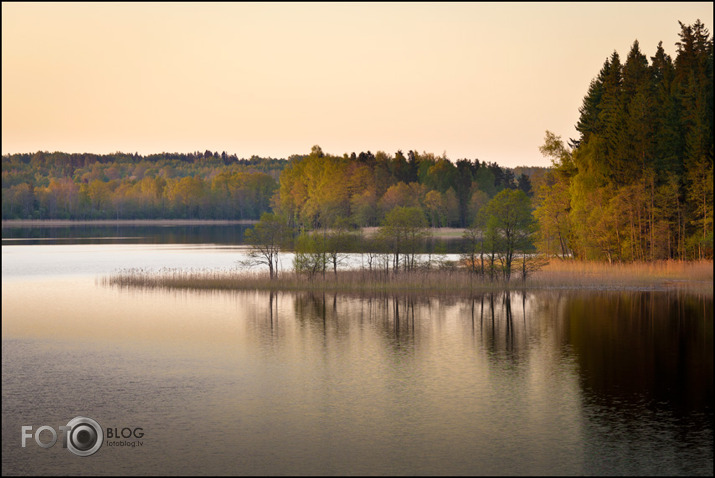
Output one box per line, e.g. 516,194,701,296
65,417,103,457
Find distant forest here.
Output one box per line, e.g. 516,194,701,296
2,151,287,220
2,21,712,260
1,146,538,226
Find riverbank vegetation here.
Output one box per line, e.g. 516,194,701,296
103,259,713,296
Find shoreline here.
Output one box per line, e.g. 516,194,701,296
1,219,259,227
2,220,468,239
362,226,466,239
102,261,714,297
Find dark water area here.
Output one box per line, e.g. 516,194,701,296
559,291,713,475
1,223,253,245
1,223,469,252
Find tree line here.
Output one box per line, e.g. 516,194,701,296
241,183,540,283
2,146,535,223
2,151,285,219
535,20,713,261
274,145,533,230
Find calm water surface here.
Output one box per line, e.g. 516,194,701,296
1,236,712,475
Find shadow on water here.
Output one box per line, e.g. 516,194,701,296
554,290,714,475
564,290,713,413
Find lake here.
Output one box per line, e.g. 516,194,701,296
1,224,713,475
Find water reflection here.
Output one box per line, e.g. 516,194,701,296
243,288,712,418
564,291,713,411
2,275,712,475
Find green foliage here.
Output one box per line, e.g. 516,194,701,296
293,232,328,278
533,137,573,259
243,212,292,279
3,144,536,227
324,218,357,274
2,151,283,219
479,189,535,279
272,146,526,230
377,206,431,272
539,20,713,261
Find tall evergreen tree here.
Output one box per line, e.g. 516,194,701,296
621,40,654,178
576,57,609,142
550,20,712,260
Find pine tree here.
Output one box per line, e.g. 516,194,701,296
576,58,608,143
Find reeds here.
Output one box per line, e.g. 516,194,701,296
532,259,713,290
102,259,713,296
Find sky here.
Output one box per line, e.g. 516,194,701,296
2,2,713,168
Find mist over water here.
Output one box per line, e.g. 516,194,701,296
2,237,712,476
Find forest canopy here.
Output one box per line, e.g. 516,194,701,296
534,20,713,261
1,146,535,224
1,151,286,220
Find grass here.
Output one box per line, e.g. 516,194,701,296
531,259,713,292
102,259,713,297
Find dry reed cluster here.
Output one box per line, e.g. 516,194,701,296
533,259,712,288
102,259,713,296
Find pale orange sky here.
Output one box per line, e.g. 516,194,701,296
2,2,712,167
